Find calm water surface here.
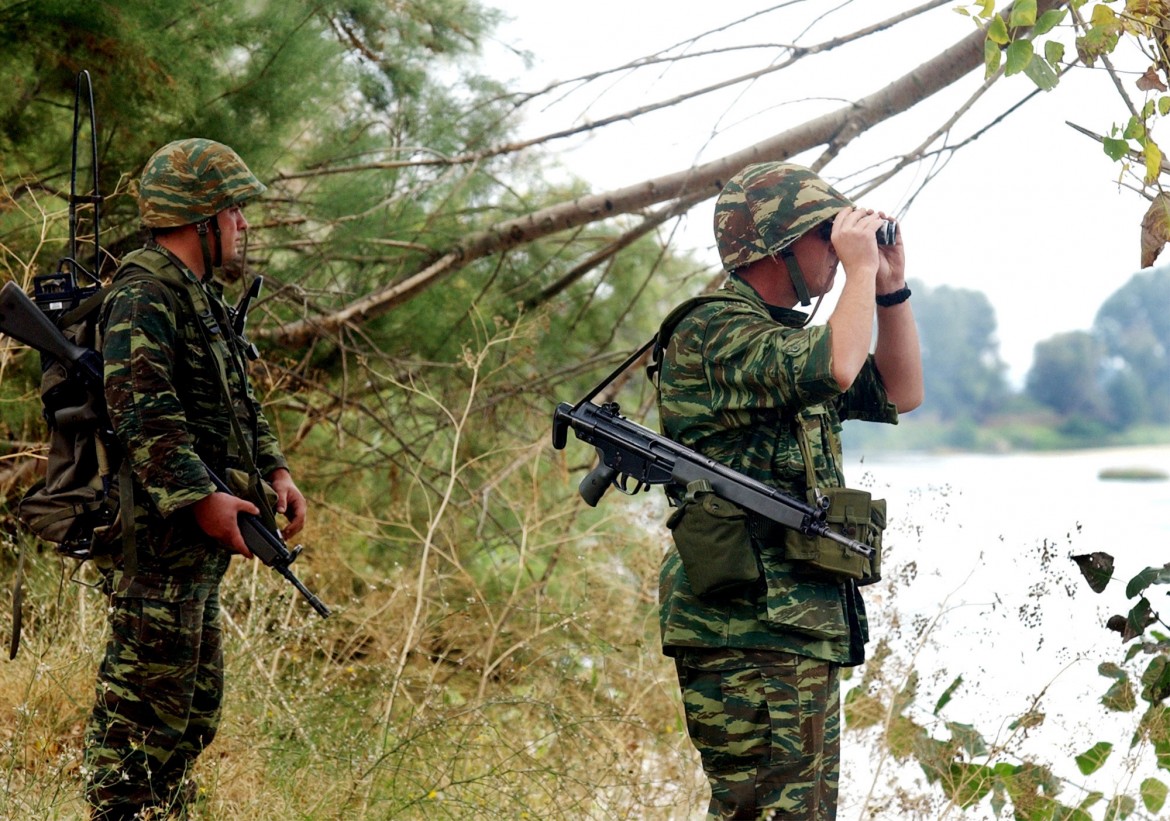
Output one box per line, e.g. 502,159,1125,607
838,445,1170,818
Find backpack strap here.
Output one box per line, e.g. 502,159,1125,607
572,292,753,407
647,293,754,385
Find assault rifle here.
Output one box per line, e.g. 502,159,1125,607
0,280,332,617
551,400,874,559
206,468,331,617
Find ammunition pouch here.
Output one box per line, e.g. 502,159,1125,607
781,487,885,583
666,480,760,598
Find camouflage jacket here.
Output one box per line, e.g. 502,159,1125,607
101,246,287,586
656,275,898,666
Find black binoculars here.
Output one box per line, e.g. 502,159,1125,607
816,219,898,245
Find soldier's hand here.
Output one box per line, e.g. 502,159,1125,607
831,206,885,278
192,491,259,558
875,211,906,292
268,468,307,538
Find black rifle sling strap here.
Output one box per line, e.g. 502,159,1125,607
184,275,281,533
646,293,753,387
576,293,752,407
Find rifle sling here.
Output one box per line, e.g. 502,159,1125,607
576,293,752,407
183,283,280,531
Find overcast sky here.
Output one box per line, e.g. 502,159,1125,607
485,1,1157,386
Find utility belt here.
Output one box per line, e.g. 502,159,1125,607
666,421,885,598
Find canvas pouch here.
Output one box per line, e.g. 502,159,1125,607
666,479,760,598
779,415,886,583
782,487,885,583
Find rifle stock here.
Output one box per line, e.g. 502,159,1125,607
0,281,103,387
551,400,873,559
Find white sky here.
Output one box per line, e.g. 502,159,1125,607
485,1,1157,387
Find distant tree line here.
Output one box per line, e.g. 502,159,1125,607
911,266,1170,434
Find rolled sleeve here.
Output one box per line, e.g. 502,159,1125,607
837,356,899,425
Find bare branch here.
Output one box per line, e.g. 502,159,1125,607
263,0,1070,348
271,1,954,182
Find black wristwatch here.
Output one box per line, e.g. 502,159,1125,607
876,286,911,307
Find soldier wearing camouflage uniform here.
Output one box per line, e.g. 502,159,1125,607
657,162,923,819
84,138,307,820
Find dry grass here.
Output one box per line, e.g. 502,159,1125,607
0,479,706,820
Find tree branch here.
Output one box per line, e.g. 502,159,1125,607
264,0,1070,348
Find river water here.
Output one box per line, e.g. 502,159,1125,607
837,444,1170,820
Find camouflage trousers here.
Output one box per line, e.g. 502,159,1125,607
84,580,225,820
675,650,841,820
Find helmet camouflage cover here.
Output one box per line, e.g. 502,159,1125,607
714,162,853,273
138,138,267,228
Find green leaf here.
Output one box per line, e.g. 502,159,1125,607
1033,8,1066,37
1160,96,1170,117
1157,737,1170,771
1124,115,1146,141
976,0,996,16
1045,39,1066,67
1126,565,1170,599
1024,53,1059,90
1102,677,1137,712
1099,662,1126,680
1090,4,1117,26
1128,597,1155,640
1079,791,1105,810
1141,777,1168,812
947,721,989,757
988,15,1011,44
947,762,995,808
1075,741,1113,775
1141,654,1170,704
1005,39,1034,75
934,675,964,715
1009,0,1037,28
985,37,1002,77
1103,137,1130,161
991,783,1007,818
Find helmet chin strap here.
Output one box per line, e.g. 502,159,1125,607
779,250,824,326
781,250,812,307
194,217,223,282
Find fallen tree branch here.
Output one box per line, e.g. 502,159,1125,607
264,0,1069,348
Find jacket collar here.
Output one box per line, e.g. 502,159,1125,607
726,274,809,328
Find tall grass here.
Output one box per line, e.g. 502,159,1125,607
0,315,708,820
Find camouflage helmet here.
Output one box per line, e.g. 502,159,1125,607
138,138,267,229
714,162,852,273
